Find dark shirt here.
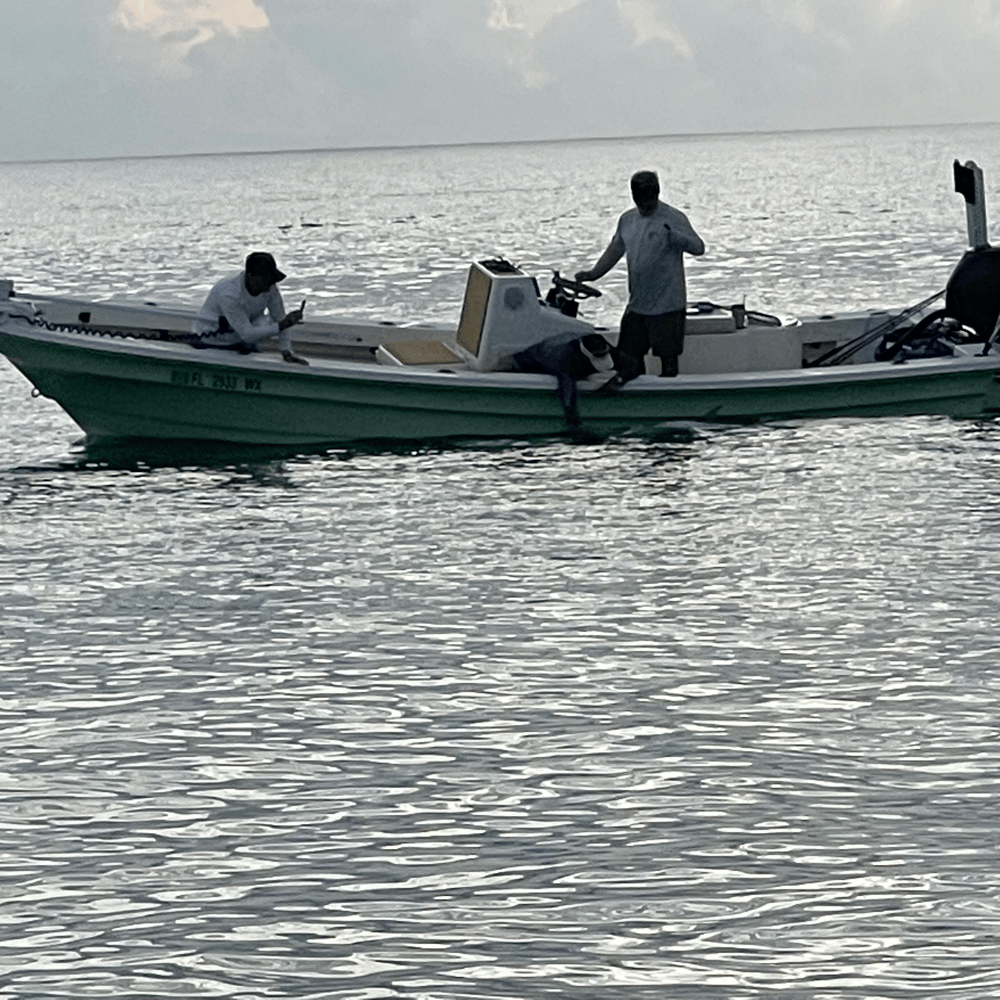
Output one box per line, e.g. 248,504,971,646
513,335,607,425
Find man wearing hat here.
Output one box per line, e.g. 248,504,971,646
192,251,308,364
512,331,616,431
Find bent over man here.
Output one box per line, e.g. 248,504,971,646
513,332,615,430
193,251,308,365
576,170,704,380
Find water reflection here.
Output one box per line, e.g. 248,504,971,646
3,130,1000,998
44,427,706,472
69,436,333,472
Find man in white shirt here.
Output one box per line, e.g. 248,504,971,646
193,251,308,365
576,170,704,380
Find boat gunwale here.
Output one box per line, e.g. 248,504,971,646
3,318,1000,396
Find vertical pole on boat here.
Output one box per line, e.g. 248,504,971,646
954,160,990,249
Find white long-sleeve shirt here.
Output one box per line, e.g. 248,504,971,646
193,272,291,351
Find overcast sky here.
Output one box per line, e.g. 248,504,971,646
2,0,998,162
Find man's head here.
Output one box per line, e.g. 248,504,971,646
244,251,286,296
630,170,660,217
580,333,614,371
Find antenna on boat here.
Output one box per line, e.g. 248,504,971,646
954,160,989,249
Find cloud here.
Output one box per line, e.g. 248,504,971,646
487,0,587,86
488,0,691,87
112,0,269,75
114,0,269,35
488,0,586,38
616,0,692,58
761,0,818,35
971,0,1000,37
6,0,1000,162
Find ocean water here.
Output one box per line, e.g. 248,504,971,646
3,125,1000,998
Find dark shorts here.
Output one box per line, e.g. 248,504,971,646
614,310,685,380
617,309,686,360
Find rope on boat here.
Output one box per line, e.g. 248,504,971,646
18,313,201,344
805,290,946,368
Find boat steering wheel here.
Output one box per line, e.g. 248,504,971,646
552,272,602,300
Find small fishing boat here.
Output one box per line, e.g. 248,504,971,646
2,161,1000,446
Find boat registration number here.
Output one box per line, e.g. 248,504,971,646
171,369,263,393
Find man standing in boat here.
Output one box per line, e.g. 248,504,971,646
576,170,704,380
192,252,308,364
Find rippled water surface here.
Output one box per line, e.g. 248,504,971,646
3,126,1000,998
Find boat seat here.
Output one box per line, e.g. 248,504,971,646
686,307,737,334
376,339,465,367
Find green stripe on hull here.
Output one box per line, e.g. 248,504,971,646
592,370,996,424
2,333,569,443
2,328,998,445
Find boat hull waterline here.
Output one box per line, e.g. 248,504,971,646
3,325,1000,445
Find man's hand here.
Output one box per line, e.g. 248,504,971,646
574,269,594,284
595,373,624,396
282,350,309,365
279,308,304,332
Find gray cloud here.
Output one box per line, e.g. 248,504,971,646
0,0,997,161
112,0,271,78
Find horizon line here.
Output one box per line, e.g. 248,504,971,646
3,119,998,168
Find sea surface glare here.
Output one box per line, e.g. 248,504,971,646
2,125,1000,999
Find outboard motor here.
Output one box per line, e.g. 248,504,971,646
945,159,1000,349
875,160,1000,361
875,248,1000,360
815,159,1000,367
942,247,1000,341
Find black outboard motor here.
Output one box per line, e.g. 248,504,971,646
943,247,1000,341
875,248,1000,361
875,160,1000,361
817,160,1000,367
945,159,1000,348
